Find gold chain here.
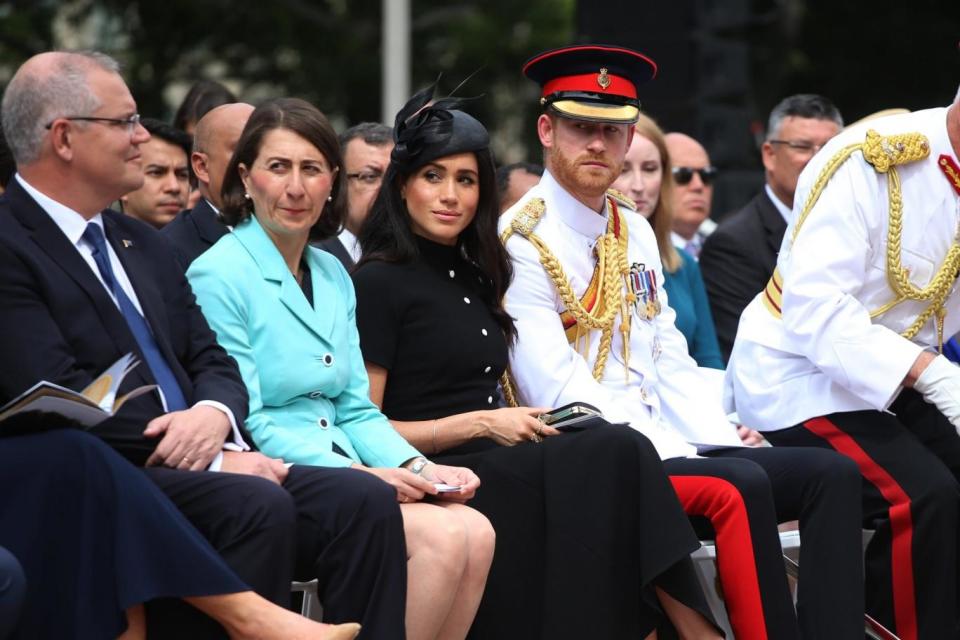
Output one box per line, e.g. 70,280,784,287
790,129,958,348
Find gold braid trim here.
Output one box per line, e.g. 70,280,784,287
788,128,959,349
501,196,632,391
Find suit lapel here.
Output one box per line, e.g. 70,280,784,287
102,213,189,392
758,191,788,258
7,183,135,357
234,217,331,342
192,199,229,246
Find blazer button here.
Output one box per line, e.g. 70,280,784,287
487,396,494,405
322,353,334,367
317,418,330,429
481,328,488,336
309,391,324,399
483,366,492,373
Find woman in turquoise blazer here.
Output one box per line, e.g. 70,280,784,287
187,98,494,640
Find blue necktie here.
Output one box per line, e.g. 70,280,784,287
82,223,188,411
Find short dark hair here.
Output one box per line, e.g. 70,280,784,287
339,122,393,149
766,94,843,141
220,98,344,241
173,80,237,132
140,118,191,157
495,162,544,198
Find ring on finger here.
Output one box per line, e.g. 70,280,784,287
535,422,544,437
531,434,542,444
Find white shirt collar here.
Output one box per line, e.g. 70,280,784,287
15,173,104,244
764,183,793,224
539,169,609,239
337,227,362,263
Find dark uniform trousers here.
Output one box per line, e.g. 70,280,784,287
143,465,407,640
664,446,865,640
766,388,960,640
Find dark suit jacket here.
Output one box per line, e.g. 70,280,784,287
316,236,355,270
699,190,788,362
0,180,250,466
161,198,229,270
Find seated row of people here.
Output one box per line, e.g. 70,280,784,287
4,42,960,640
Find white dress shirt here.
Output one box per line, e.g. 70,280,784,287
726,107,960,430
500,170,742,460
764,183,793,224
16,174,249,468
337,227,362,264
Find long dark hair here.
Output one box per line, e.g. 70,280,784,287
220,97,345,240
358,146,516,343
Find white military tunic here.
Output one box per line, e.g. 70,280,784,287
500,170,742,460
726,107,960,431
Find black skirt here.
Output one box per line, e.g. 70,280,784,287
0,429,247,639
437,422,713,640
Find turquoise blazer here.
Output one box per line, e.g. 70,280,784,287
187,216,421,468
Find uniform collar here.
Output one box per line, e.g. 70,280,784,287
539,169,610,239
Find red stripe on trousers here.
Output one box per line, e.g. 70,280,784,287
670,475,768,640
804,416,918,640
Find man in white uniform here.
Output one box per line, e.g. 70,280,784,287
500,44,865,640
727,91,960,640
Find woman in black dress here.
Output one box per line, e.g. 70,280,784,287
0,428,359,640
352,88,720,640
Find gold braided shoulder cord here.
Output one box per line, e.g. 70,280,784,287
499,198,633,406
790,129,958,348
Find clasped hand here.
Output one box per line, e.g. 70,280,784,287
143,404,231,470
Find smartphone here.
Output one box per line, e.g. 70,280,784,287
434,483,462,493
538,401,603,430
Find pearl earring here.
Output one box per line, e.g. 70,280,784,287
327,195,333,202
244,193,251,200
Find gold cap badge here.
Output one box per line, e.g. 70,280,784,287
597,67,610,90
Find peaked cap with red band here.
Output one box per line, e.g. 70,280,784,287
523,44,657,124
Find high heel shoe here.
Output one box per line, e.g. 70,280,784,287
324,622,361,640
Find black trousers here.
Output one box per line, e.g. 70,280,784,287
664,445,864,640
766,388,960,640
144,464,408,640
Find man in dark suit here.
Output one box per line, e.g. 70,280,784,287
0,51,408,638
700,94,842,361
318,122,393,269
162,102,253,269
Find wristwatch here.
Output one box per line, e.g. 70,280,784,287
407,456,429,476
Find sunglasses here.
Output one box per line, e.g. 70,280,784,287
672,166,718,186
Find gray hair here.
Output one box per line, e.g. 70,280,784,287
1,51,120,164
766,94,844,141
338,121,393,149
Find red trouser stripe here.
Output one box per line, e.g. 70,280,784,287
804,417,918,640
670,475,768,640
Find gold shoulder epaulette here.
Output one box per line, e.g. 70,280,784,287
862,129,930,173
509,197,546,237
606,188,636,211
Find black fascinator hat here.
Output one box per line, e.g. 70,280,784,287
390,83,490,173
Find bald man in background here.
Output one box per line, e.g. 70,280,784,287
162,102,254,269
665,133,718,259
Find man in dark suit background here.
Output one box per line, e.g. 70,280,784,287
0,51,408,638
318,122,393,269
162,102,253,269
699,94,842,361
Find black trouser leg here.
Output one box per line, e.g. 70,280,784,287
766,392,960,640
709,446,864,639
282,466,407,640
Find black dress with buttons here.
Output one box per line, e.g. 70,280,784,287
354,237,714,640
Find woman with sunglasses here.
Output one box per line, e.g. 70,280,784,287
353,87,723,640
612,115,724,369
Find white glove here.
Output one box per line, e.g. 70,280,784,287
913,354,960,431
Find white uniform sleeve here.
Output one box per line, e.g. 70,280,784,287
780,153,924,409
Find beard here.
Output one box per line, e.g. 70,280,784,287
547,147,623,201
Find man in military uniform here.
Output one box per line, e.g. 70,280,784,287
500,44,866,639
727,90,960,640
